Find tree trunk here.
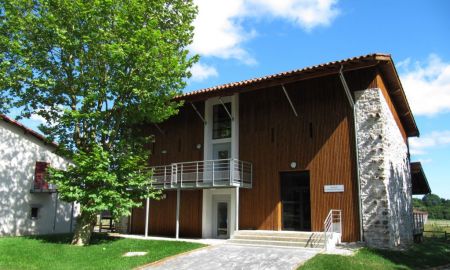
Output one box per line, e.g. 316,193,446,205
71,210,97,246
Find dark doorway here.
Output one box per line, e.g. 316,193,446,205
280,171,311,231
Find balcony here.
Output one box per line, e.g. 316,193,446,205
30,180,57,193
150,159,252,190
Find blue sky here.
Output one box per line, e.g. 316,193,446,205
9,1,450,198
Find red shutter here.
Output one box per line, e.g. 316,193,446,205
34,162,49,189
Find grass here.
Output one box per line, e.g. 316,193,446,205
299,238,450,270
0,233,205,270
425,219,450,233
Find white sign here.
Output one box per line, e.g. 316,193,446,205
324,185,344,193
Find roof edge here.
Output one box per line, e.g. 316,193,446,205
0,114,58,148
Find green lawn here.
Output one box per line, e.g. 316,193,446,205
425,219,450,237
0,233,205,270
299,238,450,270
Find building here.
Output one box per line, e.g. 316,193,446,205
128,53,431,249
0,114,77,236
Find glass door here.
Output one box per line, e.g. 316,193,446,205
216,201,229,238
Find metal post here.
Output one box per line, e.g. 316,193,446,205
281,85,298,117
180,164,183,187
52,193,58,232
229,159,233,185
339,65,363,242
145,197,150,237
235,187,239,232
69,202,74,233
212,161,215,186
218,97,233,120
240,161,244,185
176,188,180,239
196,162,199,187
164,166,167,185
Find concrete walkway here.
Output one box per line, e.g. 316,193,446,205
142,244,320,270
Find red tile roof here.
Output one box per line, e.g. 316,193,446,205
180,53,419,137
181,53,391,98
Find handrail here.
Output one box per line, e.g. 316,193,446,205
148,158,253,189
324,209,342,250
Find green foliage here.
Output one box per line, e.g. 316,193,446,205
0,234,205,270
414,194,450,220
1,0,198,242
49,144,161,219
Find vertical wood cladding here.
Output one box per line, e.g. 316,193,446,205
239,74,362,242
130,67,409,242
131,190,203,237
130,103,205,237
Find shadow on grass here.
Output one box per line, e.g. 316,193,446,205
370,238,450,269
23,232,120,245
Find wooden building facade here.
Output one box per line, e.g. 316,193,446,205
129,54,427,244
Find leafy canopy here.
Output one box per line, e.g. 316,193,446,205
1,0,198,219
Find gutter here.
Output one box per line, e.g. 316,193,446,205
339,65,364,242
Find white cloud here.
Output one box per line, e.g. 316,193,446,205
190,62,218,82
409,130,450,155
399,54,450,116
246,0,340,30
30,113,46,124
191,0,340,64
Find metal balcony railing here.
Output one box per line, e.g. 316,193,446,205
30,180,57,193
149,159,252,189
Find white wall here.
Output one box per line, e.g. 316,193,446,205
202,94,239,238
0,121,77,236
201,188,237,238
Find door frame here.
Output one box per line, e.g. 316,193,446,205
212,194,231,238
279,170,312,231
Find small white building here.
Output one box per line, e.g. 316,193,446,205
0,114,77,236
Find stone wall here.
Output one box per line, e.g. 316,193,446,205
355,88,413,249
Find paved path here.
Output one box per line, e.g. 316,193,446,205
144,244,320,270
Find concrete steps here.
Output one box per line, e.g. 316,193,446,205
228,230,325,249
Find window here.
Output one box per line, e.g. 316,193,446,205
30,207,39,219
213,103,231,139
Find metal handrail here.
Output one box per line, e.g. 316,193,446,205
324,209,342,249
148,158,253,189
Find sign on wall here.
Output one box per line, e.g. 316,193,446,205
324,185,344,193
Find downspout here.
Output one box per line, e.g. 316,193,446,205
53,192,59,232
339,65,364,242
69,202,74,233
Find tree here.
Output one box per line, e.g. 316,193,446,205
1,0,197,245
423,194,442,207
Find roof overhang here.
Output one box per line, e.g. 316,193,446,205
411,162,431,195
179,53,419,137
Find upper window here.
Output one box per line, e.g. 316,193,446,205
213,103,232,139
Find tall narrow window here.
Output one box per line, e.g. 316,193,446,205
212,103,232,139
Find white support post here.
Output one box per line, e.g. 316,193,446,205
176,188,180,239
235,187,239,232
145,197,150,237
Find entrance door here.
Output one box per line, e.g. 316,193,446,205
280,171,311,231
213,199,230,238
